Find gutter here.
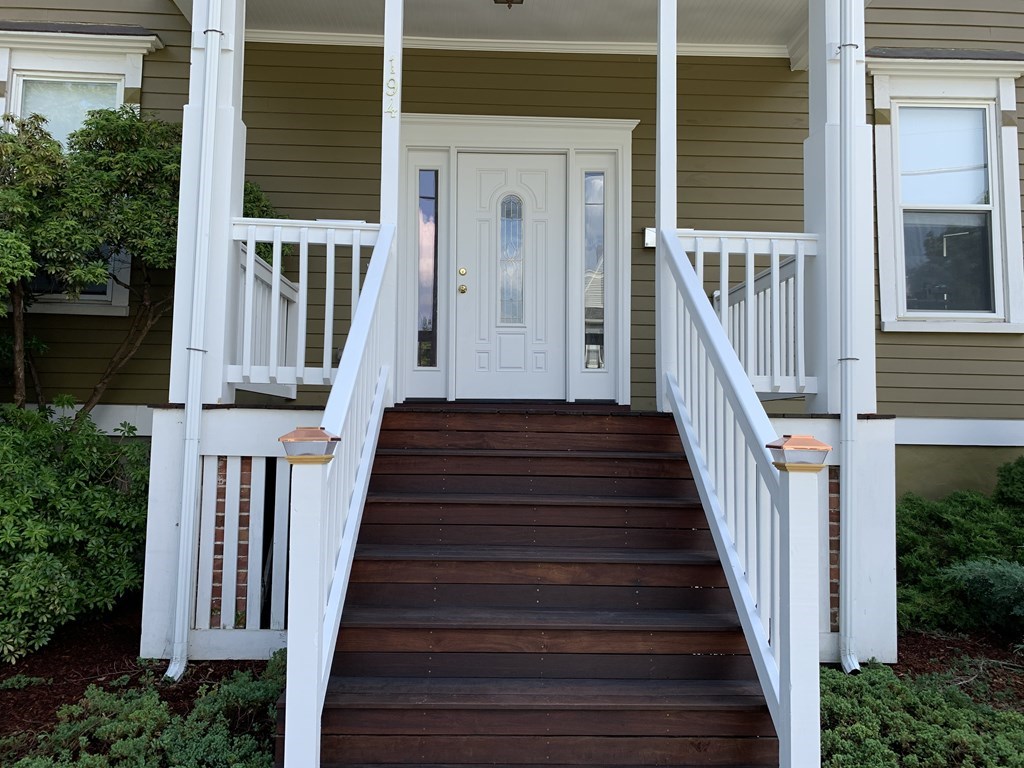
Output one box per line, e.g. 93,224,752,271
166,0,224,681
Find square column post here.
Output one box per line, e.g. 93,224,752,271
655,0,678,411
380,0,404,226
803,0,876,415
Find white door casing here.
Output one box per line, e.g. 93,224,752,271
455,153,566,399
398,114,636,404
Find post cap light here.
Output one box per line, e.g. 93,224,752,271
279,426,339,464
766,434,831,471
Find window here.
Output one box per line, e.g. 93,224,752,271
870,57,1024,332
0,23,161,315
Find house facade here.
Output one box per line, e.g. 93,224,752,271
3,1,1024,765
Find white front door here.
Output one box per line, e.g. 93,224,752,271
454,153,567,399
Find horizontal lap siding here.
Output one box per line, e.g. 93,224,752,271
867,1,1024,419
0,0,189,406
243,46,806,409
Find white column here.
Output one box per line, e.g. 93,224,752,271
803,0,876,415
168,0,248,406
283,457,330,768
655,0,678,411
380,0,404,226
776,462,824,768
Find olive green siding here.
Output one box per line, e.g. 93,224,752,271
243,45,807,409
1,0,189,405
896,444,1024,500
867,1,1024,419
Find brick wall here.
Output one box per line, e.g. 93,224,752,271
828,465,840,633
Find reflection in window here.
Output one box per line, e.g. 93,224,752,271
417,170,439,367
499,194,524,324
898,106,996,313
21,79,119,147
584,172,605,368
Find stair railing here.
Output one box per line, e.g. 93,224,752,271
281,223,396,768
657,226,822,767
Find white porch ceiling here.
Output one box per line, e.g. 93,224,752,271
173,1,813,60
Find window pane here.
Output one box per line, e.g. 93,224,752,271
499,195,524,324
899,107,989,206
903,211,993,312
416,170,439,367
21,80,118,146
583,172,605,369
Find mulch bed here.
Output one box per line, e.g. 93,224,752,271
0,593,266,740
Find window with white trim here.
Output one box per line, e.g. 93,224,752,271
870,58,1024,332
0,24,161,316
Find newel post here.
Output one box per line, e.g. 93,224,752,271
280,427,339,768
767,434,829,768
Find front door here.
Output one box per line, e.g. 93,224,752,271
454,153,567,399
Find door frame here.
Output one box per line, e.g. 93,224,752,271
397,113,637,404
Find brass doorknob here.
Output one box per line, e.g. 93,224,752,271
458,284,468,294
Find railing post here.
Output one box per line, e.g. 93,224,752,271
280,427,339,768
768,435,828,768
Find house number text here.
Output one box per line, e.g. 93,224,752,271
384,57,399,118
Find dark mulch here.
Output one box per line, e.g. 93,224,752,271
0,593,266,739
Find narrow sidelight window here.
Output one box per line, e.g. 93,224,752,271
583,172,605,368
417,170,440,367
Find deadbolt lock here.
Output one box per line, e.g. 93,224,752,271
458,267,467,276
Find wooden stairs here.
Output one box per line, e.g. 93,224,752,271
277,406,778,767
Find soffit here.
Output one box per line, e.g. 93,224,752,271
173,0,810,56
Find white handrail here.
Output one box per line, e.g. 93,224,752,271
228,218,383,387
283,224,396,768
658,226,821,766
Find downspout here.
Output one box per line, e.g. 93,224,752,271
838,0,861,674
166,0,224,681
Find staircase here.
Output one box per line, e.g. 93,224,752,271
277,406,778,767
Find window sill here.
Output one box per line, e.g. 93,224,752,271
27,301,130,317
881,318,1024,333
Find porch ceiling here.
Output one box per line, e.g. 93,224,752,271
173,0,813,59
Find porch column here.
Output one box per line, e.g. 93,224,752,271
803,0,876,416
380,0,404,225
655,0,678,411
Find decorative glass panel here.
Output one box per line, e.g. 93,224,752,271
899,107,989,206
583,172,606,369
499,194,524,324
21,79,119,147
903,211,993,312
416,170,440,367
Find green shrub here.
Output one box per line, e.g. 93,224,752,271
994,455,1024,511
821,664,1024,767
942,558,1024,641
5,652,285,768
0,402,148,662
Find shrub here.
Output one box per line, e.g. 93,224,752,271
994,455,1024,511
821,664,1024,767
942,558,1024,641
0,402,148,662
5,652,285,767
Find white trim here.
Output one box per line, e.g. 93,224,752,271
0,30,162,56
244,28,790,59
868,57,1024,81
896,417,1024,447
398,114,636,405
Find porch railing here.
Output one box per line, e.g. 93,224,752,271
227,218,382,387
282,223,397,768
676,230,818,396
658,226,822,766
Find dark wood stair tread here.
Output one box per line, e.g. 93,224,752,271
323,677,767,711
365,492,700,507
340,606,740,631
355,544,719,565
375,447,686,460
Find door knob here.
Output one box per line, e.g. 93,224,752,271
458,284,468,294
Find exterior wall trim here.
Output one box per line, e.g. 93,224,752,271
0,29,162,55
244,29,790,59
896,417,1024,447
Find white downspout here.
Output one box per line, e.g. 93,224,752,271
838,0,861,675
166,0,224,681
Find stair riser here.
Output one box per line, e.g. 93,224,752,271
363,502,708,530
344,584,734,611
371,454,692,480
331,651,753,678
378,430,685,453
358,524,715,550
318,735,779,766
321,709,775,737
381,412,680,436
369,475,696,497
350,560,728,588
